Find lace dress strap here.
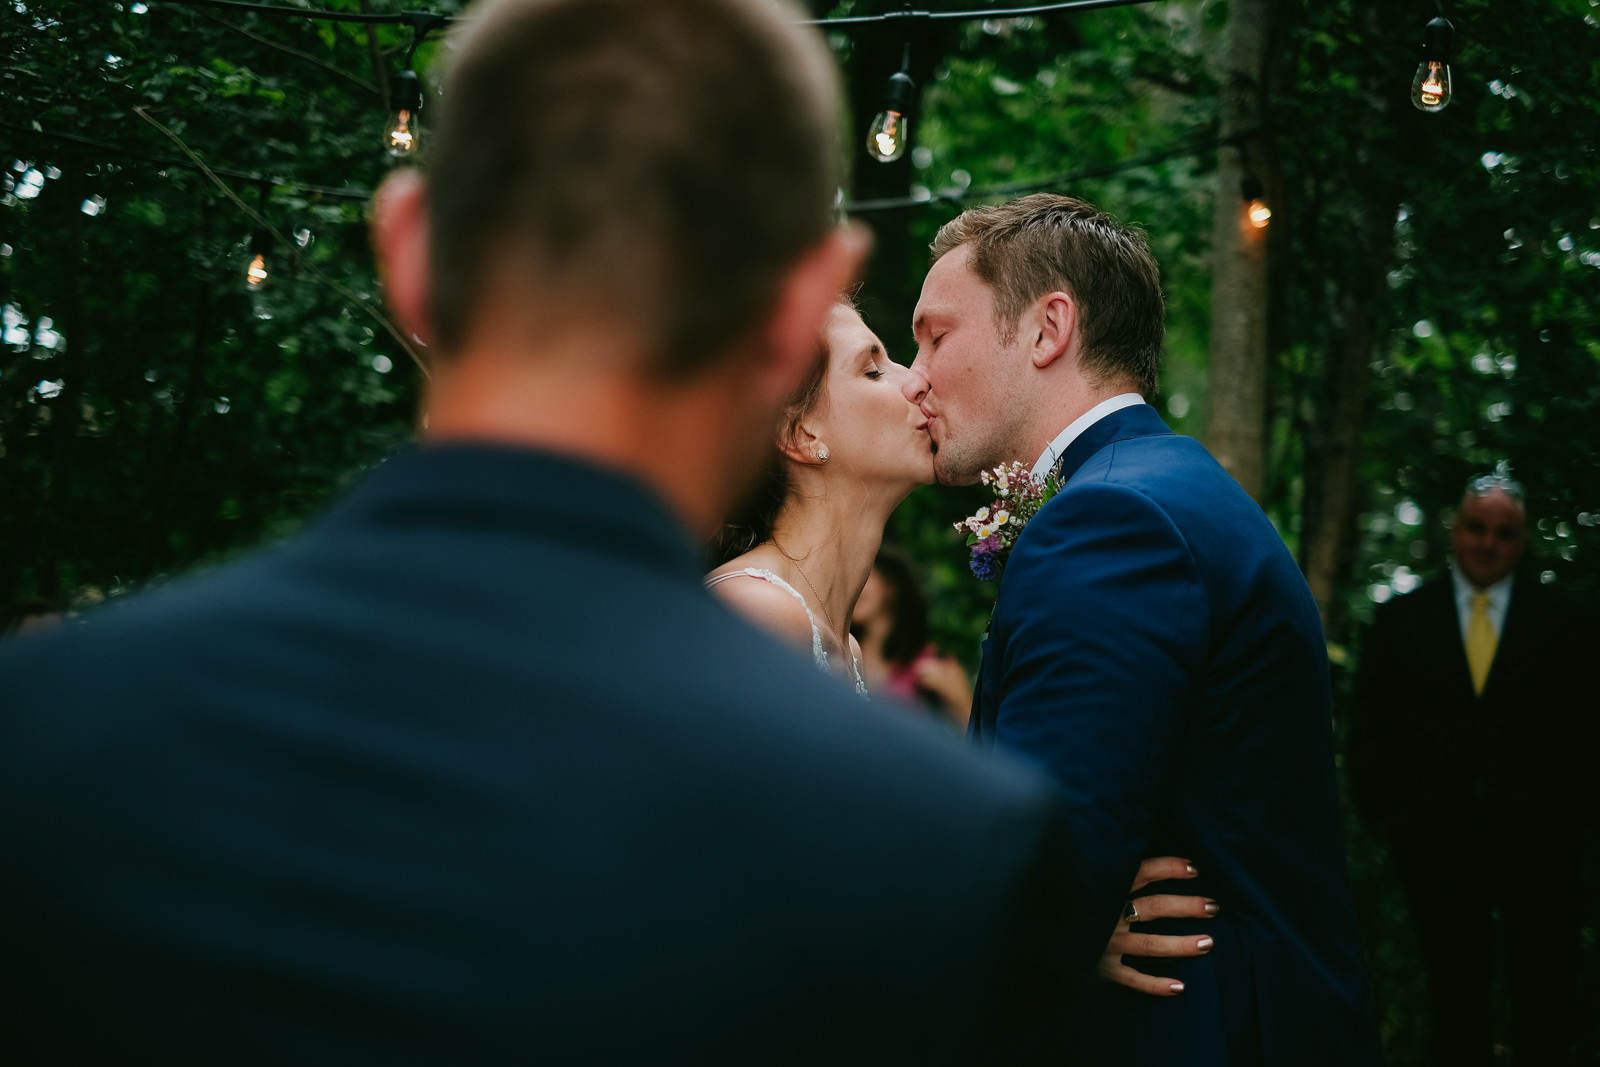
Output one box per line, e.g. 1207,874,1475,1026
705,567,828,672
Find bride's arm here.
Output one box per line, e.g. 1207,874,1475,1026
709,575,820,659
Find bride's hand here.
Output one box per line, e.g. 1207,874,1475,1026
1096,856,1219,997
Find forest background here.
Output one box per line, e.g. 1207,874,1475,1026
2,0,1598,1059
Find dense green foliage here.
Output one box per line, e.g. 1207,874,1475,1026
3,0,1597,1060
0,0,454,599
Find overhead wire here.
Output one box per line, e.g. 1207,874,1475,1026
0,120,377,201
147,0,1162,28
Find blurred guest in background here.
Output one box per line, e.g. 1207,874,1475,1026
0,597,62,638
851,546,973,728
1350,469,1595,1067
0,0,1091,1061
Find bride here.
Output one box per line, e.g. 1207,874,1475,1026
706,302,932,695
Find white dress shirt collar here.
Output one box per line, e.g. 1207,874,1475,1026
1449,562,1515,641
1030,393,1146,480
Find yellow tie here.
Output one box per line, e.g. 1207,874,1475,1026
1465,592,1497,696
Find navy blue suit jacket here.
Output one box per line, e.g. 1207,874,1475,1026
0,444,1089,1065
972,405,1381,1066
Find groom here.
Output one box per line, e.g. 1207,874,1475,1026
904,195,1383,1065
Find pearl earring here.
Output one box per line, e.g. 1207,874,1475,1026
817,445,830,463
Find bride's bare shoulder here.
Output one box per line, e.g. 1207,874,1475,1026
706,563,815,651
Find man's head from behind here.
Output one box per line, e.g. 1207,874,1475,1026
374,0,865,527
1451,472,1528,589
908,193,1163,484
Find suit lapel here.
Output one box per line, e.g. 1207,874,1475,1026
974,404,1172,742
1049,404,1173,486
1422,579,1476,701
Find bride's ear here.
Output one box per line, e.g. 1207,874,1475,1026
778,422,827,467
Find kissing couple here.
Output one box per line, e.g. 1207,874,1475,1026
0,0,1378,1063
710,194,1382,1063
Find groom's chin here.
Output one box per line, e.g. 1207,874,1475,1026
932,456,981,488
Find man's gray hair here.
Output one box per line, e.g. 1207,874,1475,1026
1465,462,1525,502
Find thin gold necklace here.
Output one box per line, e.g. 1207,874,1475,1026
770,539,847,657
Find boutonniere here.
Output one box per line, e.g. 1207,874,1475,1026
953,461,1060,581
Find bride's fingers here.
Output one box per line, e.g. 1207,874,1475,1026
1126,893,1220,921
1131,856,1198,892
1096,957,1186,997
1111,930,1214,958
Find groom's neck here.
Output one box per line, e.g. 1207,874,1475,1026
1019,373,1141,465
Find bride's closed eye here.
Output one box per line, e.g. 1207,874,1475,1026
864,362,884,381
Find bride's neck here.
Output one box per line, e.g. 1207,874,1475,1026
767,480,898,639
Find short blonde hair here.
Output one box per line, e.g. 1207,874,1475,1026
931,194,1165,397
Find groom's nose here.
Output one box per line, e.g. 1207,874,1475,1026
900,364,929,406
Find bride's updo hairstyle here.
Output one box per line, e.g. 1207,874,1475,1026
709,324,833,567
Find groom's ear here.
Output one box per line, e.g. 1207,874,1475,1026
1030,292,1077,370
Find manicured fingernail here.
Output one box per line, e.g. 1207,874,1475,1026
1185,863,1198,875
1170,982,1185,994
1197,937,1213,952
1204,901,1220,916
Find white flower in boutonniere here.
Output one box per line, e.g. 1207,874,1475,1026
951,461,1060,582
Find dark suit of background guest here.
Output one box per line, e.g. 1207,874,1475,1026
1351,567,1593,1066
0,445,1086,1065
971,403,1382,1067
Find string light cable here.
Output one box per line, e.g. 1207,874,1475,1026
143,0,1164,28
0,119,375,201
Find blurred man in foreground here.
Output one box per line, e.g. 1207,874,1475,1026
0,1,1087,1061
1351,470,1594,1066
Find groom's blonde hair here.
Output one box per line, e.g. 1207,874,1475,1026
931,194,1165,397
427,0,842,378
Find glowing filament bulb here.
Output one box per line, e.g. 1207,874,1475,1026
386,69,425,159
1410,18,1454,113
387,109,418,157
1247,199,1271,228
867,110,907,163
1411,61,1450,112
246,252,268,288
866,68,917,164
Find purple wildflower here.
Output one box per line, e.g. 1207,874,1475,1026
969,546,1001,582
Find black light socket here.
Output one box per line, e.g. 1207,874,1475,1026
1240,174,1265,202
1420,16,1454,61
390,68,424,113
879,70,917,112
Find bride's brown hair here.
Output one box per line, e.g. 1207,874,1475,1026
708,301,847,567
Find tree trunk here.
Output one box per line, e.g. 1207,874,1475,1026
1203,0,1275,502
37,172,91,600
1302,287,1374,625
139,200,214,579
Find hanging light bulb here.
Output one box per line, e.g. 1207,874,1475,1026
387,69,424,158
1410,17,1454,113
246,228,272,289
866,68,917,164
1241,175,1271,229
